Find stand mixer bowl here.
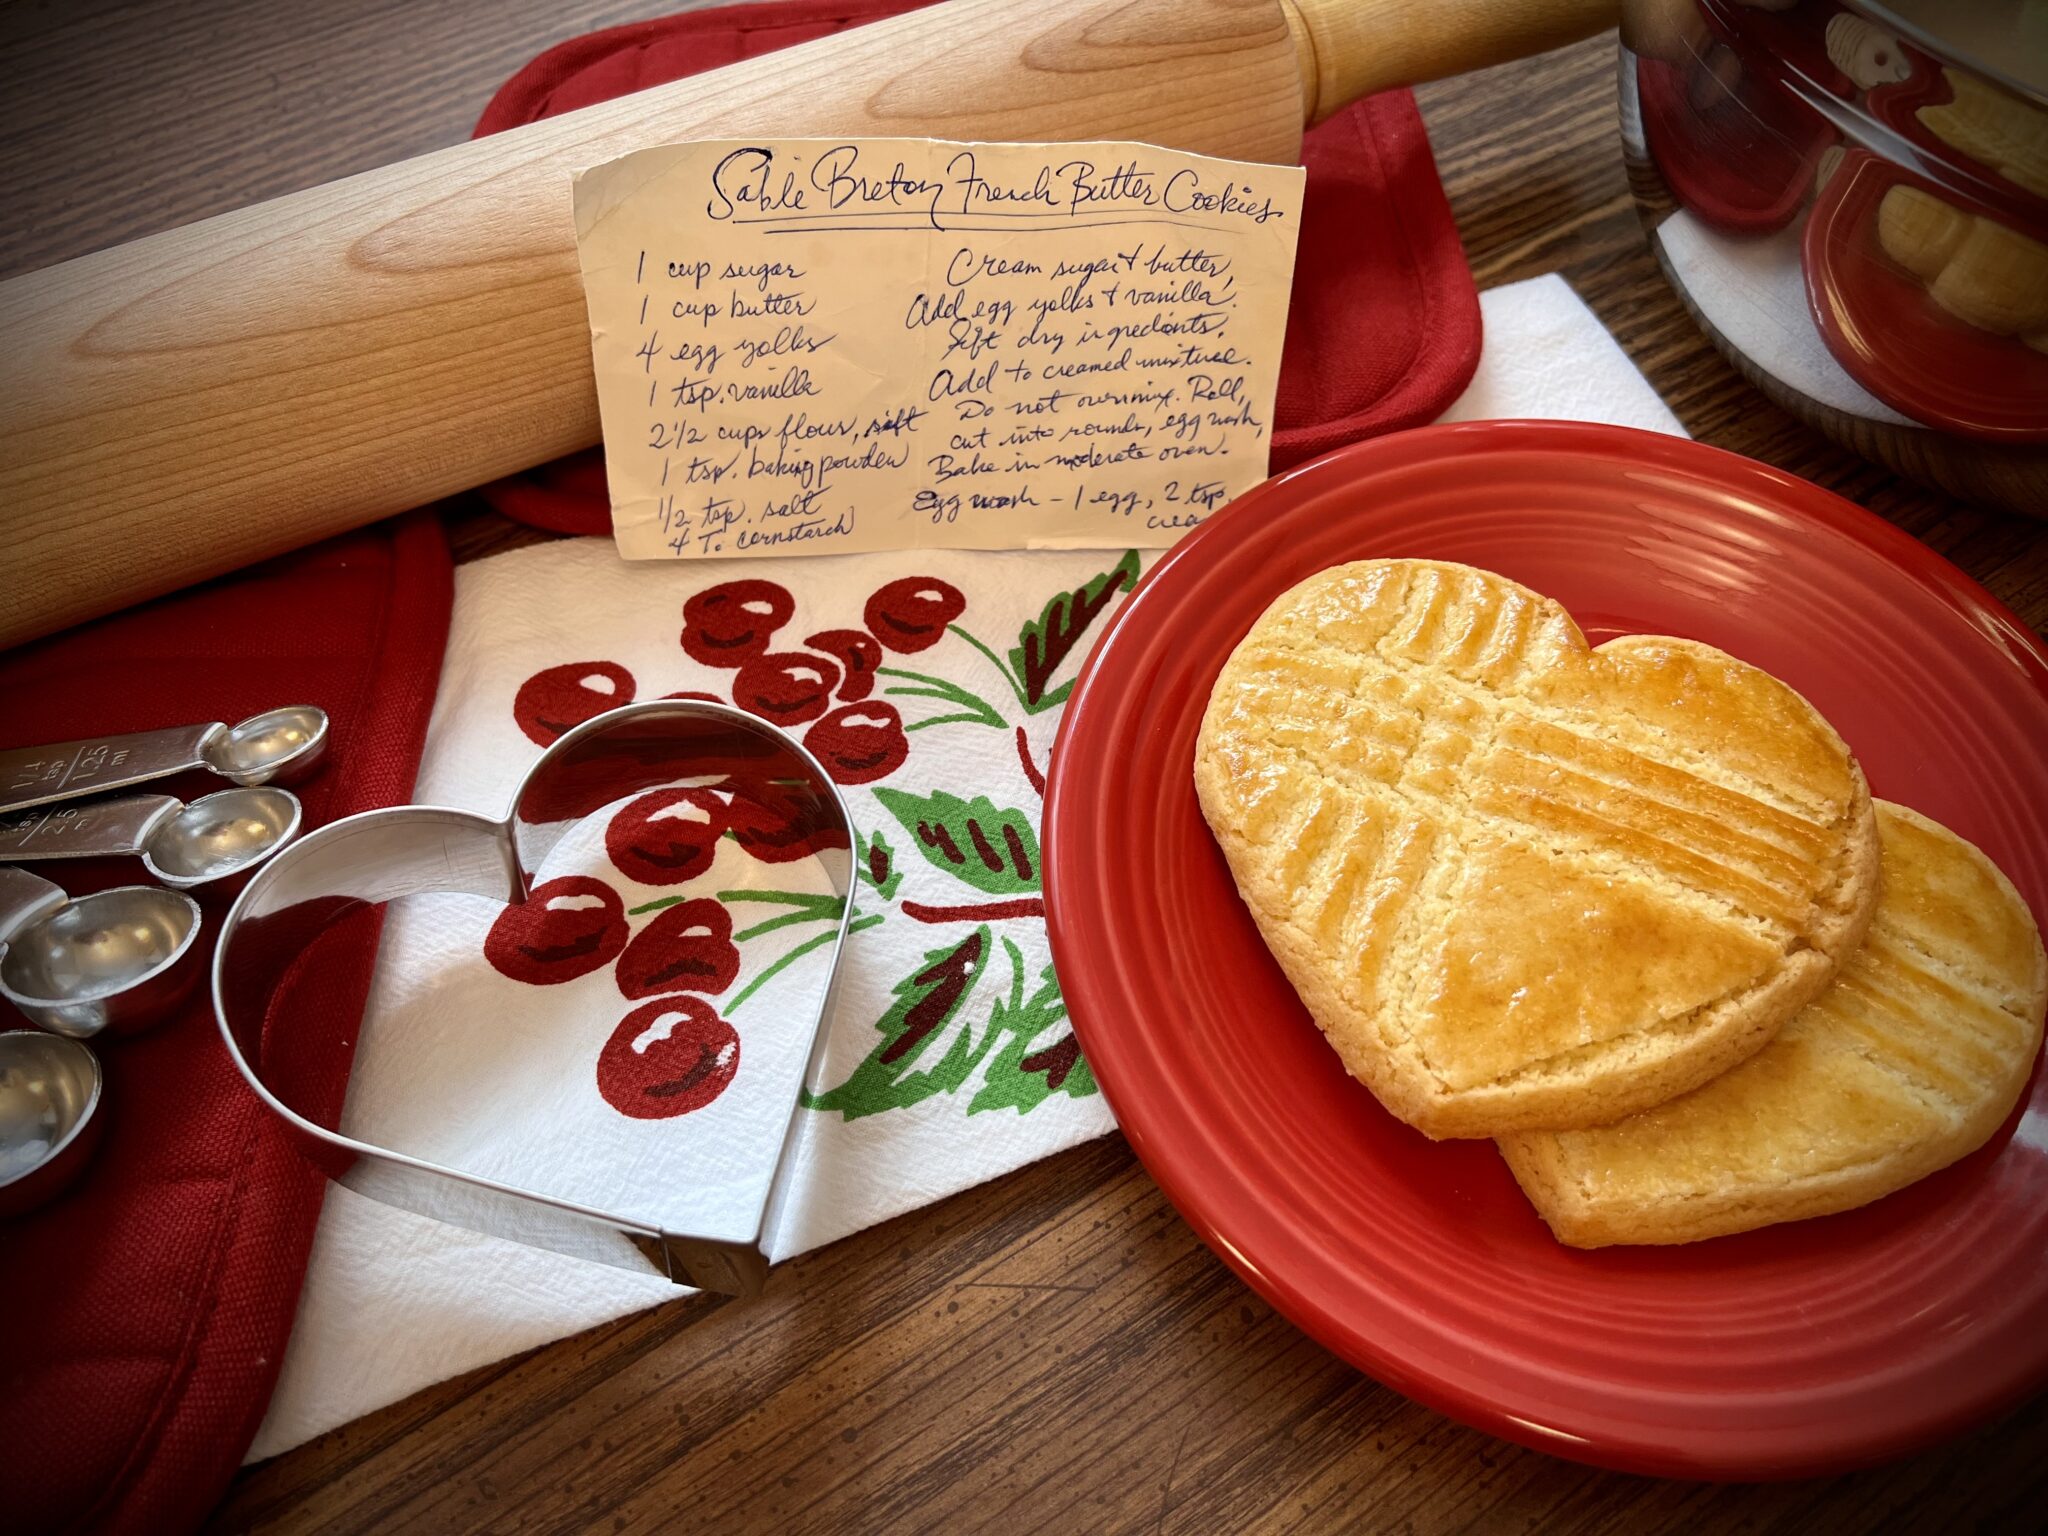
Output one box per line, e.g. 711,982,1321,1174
1618,0,2047,514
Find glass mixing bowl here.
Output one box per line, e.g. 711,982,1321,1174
1619,0,2047,514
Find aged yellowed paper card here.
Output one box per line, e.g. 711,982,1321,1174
572,138,1304,559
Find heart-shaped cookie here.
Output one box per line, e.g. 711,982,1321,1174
1195,559,1880,1138
1501,802,2047,1245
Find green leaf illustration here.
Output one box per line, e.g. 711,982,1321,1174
968,947,1098,1115
804,928,991,1120
725,908,882,1015
1008,549,1140,711
857,828,903,901
872,786,1040,895
876,666,1008,732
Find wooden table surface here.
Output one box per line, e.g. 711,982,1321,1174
5,3,2045,1532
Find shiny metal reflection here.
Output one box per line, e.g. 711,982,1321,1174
142,786,302,886
0,1030,104,1217
207,705,330,787
212,700,857,1298
0,867,204,1038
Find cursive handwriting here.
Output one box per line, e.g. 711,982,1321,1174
580,136,1303,559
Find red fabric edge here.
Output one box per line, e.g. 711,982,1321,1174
79,514,453,1536
471,1,1482,533
1269,92,1482,469
474,0,883,136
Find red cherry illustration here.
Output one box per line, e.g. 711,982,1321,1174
484,876,627,985
597,996,740,1118
803,628,882,702
681,580,795,667
606,788,730,885
805,702,909,785
726,778,851,864
732,651,840,727
616,899,741,998
864,577,965,653
512,661,636,746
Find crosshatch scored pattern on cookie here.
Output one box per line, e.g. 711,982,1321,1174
1196,559,1882,1139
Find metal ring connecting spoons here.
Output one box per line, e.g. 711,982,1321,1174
0,866,204,1038
0,705,329,813
0,787,303,888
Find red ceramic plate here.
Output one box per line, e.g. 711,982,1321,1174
1804,150,2048,442
1044,420,2048,1480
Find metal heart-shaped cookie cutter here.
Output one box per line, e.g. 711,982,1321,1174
213,700,854,1296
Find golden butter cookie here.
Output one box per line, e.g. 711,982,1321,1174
1195,559,1880,1138
1501,802,2046,1245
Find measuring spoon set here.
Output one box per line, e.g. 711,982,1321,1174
0,708,326,1214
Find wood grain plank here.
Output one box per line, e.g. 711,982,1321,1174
0,5,2042,1533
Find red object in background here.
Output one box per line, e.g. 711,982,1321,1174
679,577,796,666
468,0,1482,534
1045,419,2048,1480
1636,52,1837,234
805,700,910,784
1688,0,1901,102
1804,151,2048,442
1866,68,2048,234
731,650,841,725
512,659,638,744
0,516,451,1535
615,899,742,998
803,627,882,700
863,576,966,655
606,786,733,885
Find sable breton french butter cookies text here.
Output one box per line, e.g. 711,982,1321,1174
1194,559,1880,1139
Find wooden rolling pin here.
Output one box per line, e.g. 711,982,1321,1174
0,0,1614,646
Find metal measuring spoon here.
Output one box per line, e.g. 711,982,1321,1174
0,705,329,814
0,866,204,1038
0,787,302,889
0,1030,104,1217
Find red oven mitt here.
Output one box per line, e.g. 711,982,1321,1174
471,0,1482,534
0,516,451,1536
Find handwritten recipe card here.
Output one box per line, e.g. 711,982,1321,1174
572,139,1305,559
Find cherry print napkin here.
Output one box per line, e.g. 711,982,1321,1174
249,272,1684,1459
366,546,1117,1221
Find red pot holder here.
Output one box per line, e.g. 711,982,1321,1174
471,0,1482,533
0,517,451,1536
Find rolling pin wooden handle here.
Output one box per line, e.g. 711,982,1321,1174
1286,0,1620,123
0,0,1621,650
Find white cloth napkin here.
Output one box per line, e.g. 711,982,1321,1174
249,273,1683,1460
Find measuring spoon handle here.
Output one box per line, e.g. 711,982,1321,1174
0,796,179,863
0,724,221,813
0,865,69,942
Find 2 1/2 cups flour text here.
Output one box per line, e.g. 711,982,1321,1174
572,138,1305,560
